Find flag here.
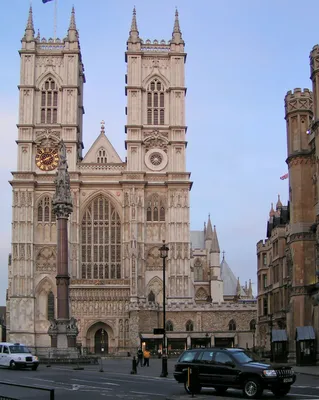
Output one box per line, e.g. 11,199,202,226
280,173,289,180
42,0,54,3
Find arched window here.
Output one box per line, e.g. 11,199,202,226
40,78,58,124
229,319,236,331
37,196,55,224
250,319,256,331
81,195,121,280
146,194,165,222
148,291,155,302
47,291,55,320
97,148,107,164
147,78,165,125
186,320,194,332
166,320,173,331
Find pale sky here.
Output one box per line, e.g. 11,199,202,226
0,0,317,305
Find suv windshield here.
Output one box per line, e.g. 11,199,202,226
232,351,259,364
9,346,30,354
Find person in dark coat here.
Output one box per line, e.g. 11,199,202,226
136,348,143,367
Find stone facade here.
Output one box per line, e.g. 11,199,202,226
7,7,257,354
257,53,319,361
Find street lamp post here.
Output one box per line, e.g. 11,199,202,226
159,240,169,378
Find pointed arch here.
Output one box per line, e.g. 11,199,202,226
35,246,56,273
142,73,170,90
144,76,166,126
80,194,122,280
166,320,174,331
229,319,236,331
185,320,194,332
36,71,63,89
36,194,55,224
146,193,166,222
34,275,56,322
249,319,256,331
34,275,56,296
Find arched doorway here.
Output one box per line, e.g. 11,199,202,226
95,328,109,354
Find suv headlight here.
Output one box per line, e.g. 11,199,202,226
263,369,277,377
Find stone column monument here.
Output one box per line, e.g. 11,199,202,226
48,140,78,355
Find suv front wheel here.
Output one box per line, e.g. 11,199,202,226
243,378,263,399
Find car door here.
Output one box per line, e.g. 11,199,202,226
213,351,240,385
0,345,3,366
2,346,10,367
196,350,217,386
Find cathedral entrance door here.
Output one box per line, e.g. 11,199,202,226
94,329,108,354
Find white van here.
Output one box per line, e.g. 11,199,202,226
0,342,39,370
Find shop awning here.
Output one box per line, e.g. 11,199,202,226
271,329,288,342
141,334,163,340
295,326,316,341
213,333,236,338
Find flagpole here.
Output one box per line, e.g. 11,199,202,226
54,0,58,41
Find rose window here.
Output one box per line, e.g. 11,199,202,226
150,152,163,166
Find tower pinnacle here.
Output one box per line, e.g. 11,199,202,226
67,6,78,41
24,5,35,41
171,8,184,44
128,6,140,44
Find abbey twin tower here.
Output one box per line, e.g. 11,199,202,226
6,6,256,354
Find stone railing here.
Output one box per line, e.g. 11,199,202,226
79,163,126,171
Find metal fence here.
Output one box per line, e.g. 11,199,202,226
0,381,54,400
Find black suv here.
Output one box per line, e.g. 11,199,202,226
173,348,296,398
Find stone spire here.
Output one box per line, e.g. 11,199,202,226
276,194,283,209
236,277,241,297
269,203,275,217
211,225,220,253
128,6,140,44
205,214,213,240
171,8,184,44
67,6,78,42
248,279,253,298
24,5,35,41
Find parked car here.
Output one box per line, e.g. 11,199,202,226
173,347,296,398
0,342,39,370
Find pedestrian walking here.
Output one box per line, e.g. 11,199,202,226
136,348,143,367
143,349,150,367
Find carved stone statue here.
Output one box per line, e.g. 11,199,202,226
52,140,73,218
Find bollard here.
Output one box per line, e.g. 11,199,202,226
99,356,104,373
187,366,200,397
160,354,168,377
130,356,137,374
46,350,51,368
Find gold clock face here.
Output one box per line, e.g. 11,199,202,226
36,147,59,171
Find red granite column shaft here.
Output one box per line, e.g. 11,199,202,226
56,217,70,320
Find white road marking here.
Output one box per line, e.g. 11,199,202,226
130,391,167,397
71,378,119,386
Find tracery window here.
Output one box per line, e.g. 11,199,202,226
47,291,55,320
166,320,174,331
229,319,236,331
185,320,194,332
97,148,107,164
37,196,55,223
147,78,165,125
81,195,121,280
194,259,203,281
40,78,58,124
146,194,165,222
